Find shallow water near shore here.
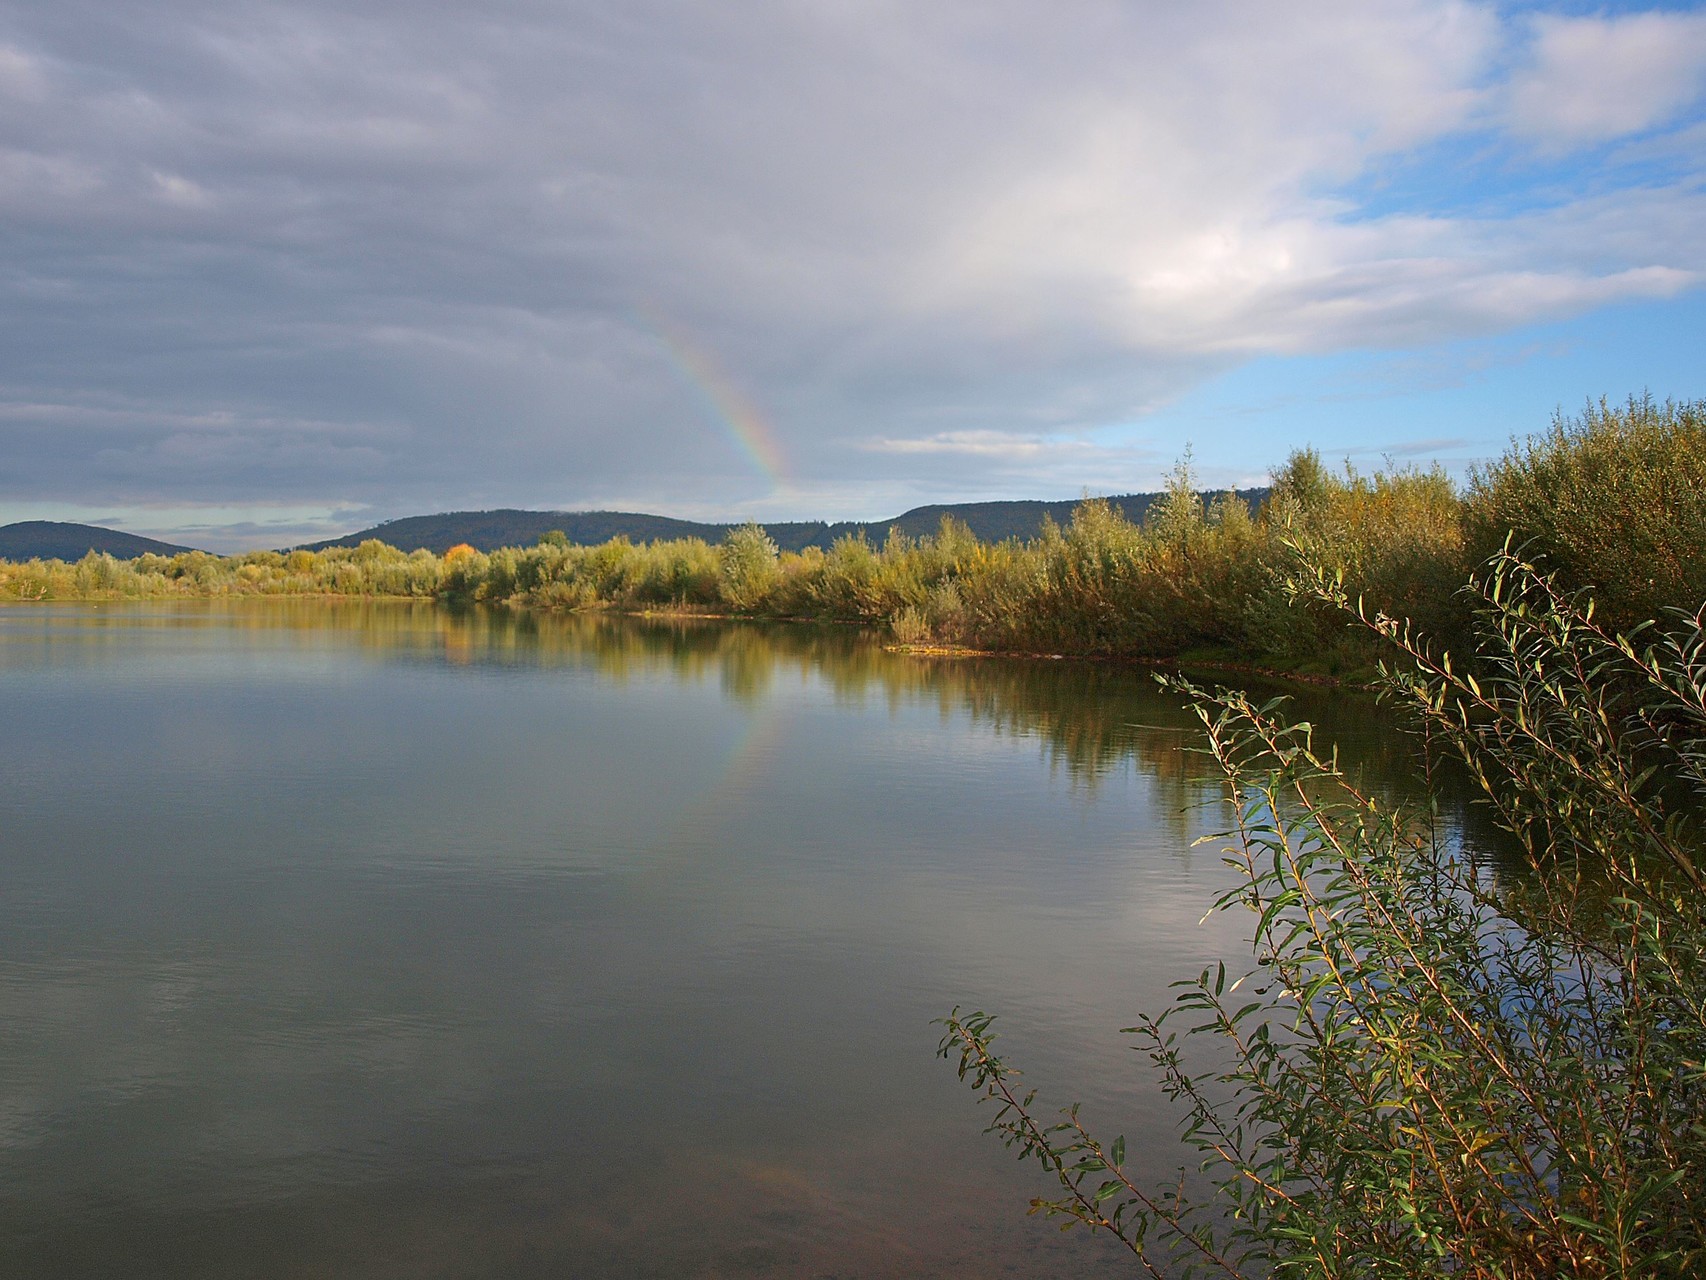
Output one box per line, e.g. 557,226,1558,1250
0,601,1465,1277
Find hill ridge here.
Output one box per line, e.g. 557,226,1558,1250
304,491,1270,555
0,521,196,560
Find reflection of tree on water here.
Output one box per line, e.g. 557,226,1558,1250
60,599,1460,795
283,604,1243,794
42,600,1520,860
35,599,1455,807
23,600,1521,832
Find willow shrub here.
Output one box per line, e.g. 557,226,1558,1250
1245,452,1468,669
946,477,1270,658
1466,395,1706,635
0,545,450,600
716,522,783,612
940,546,1706,1279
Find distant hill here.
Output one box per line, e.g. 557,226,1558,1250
306,490,1270,555
0,521,196,561
306,509,748,554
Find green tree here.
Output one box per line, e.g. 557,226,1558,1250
717,522,782,612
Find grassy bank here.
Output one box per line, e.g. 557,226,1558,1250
6,396,1701,676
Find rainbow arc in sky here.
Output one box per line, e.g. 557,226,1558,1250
635,306,791,491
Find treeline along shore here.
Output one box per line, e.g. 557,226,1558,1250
6,396,1702,677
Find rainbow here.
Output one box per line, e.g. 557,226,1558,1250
654,700,793,846
634,306,790,490
713,701,791,799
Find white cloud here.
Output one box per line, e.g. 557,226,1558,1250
886,5,1704,362
1506,10,1706,148
0,149,104,209
0,42,47,100
0,393,397,439
150,169,213,209
865,430,1059,459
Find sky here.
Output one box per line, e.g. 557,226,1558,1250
2,0,1704,552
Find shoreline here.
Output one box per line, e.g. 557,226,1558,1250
0,591,1355,688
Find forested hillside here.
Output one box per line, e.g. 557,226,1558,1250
0,521,193,561
303,491,1268,554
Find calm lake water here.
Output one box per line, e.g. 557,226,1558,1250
0,602,1456,1278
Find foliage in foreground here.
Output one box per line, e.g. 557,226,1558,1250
940,548,1706,1278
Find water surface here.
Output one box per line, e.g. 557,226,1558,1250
0,602,1444,1277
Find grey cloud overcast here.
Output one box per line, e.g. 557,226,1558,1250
2,0,1704,548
